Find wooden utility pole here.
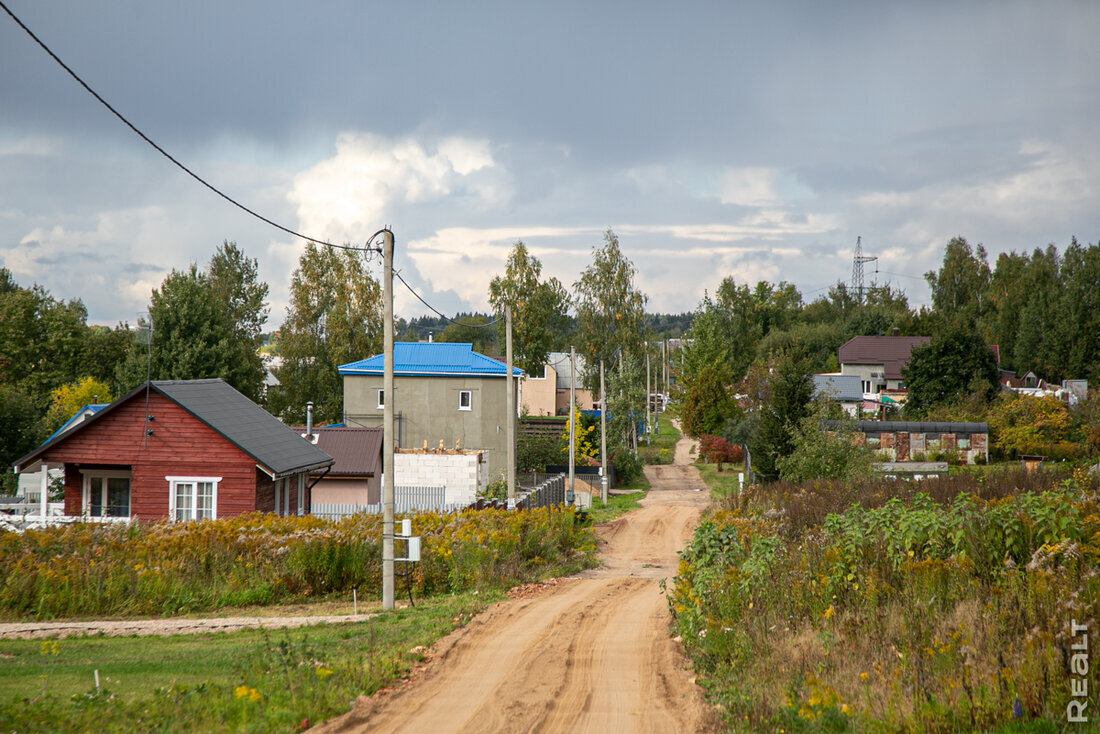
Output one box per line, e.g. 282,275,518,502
506,307,515,503
382,229,395,611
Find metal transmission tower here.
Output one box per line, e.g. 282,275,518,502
850,236,878,305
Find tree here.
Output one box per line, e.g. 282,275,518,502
488,242,571,375
0,385,45,494
681,277,803,395
44,376,114,431
116,265,237,390
434,314,499,356
1059,238,1100,383
208,241,270,401
0,270,95,398
116,244,270,401
573,229,648,392
924,236,992,329
776,398,872,483
680,363,740,438
902,323,999,418
268,243,383,424
986,393,1071,459
749,349,814,481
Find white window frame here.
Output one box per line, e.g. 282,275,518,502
81,470,132,520
376,388,385,409
166,476,221,522
458,390,472,411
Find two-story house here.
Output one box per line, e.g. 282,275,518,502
338,342,522,480
837,333,930,398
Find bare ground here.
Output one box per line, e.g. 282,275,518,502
312,431,719,734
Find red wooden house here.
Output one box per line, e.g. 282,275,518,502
13,379,333,522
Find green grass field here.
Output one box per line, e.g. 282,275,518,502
0,591,497,732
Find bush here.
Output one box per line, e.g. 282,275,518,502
612,450,643,486
0,510,598,619
698,434,743,465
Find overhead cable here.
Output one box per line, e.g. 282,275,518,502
394,270,501,328
0,0,363,252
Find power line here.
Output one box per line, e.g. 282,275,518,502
393,269,501,328
0,0,364,253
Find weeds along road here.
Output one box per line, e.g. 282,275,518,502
315,443,720,734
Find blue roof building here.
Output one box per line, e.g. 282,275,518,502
338,343,521,479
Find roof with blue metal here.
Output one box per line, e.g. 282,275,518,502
42,404,108,445
338,342,523,377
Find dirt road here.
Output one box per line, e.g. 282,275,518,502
315,439,718,734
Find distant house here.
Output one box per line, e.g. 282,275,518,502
523,352,594,416
826,420,990,465
837,334,930,396
300,426,383,507
812,374,863,417
13,379,333,521
338,342,522,479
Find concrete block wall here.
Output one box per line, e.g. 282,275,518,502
395,450,489,506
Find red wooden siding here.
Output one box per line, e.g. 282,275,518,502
40,392,262,520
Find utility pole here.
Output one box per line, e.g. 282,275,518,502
645,347,651,445
382,228,395,611
600,358,607,504
505,307,515,503
568,345,576,504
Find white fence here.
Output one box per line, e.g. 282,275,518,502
311,485,458,520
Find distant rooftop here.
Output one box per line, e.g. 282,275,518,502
338,342,523,377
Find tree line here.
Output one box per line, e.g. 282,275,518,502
676,234,1100,481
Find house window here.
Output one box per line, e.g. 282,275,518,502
376,389,385,409
83,472,131,518
166,476,221,522
458,390,472,411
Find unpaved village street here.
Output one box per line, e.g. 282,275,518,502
314,442,720,734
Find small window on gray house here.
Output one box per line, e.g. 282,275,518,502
458,390,472,411
376,389,384,409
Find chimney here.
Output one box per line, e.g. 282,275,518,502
891,327,900,337
306,401,314,438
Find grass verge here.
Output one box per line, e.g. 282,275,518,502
0,590,498,732
694,462,746,498
587,491,646,524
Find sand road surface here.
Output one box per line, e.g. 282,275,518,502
314,455,720,733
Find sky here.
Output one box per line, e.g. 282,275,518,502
2,1,1098,329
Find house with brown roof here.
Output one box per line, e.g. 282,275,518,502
300,426,384,506
837,333,931,397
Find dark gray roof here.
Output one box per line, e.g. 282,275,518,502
14,379,334,477
154,380,333,477
813,374,863,402
825,420,988,434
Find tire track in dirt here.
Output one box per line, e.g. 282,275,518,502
314,439,719,734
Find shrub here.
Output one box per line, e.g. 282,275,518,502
611,450,643,486
698,434,743,465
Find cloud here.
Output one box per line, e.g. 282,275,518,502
718,167,815,208
288,132,505,245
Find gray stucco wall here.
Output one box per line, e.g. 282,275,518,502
343,374,516,480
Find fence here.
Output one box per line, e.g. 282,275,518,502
516,473,566,510
311,485,452,520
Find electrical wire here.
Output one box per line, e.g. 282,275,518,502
0,0,367,253
394,269,501,328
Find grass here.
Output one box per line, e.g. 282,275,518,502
694,461,747,498
587,490,646,524
0,590,499,732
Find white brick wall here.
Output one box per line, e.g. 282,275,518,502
394,451,489,506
